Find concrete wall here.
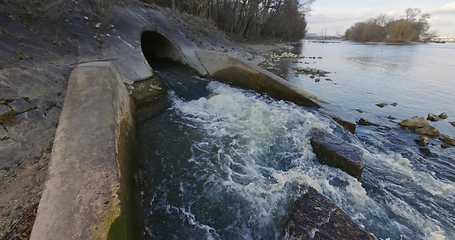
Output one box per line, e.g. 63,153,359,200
196,51,323,108
30,62,142,240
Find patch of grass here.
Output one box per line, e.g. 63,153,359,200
0,111,18,125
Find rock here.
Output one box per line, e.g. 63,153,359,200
414,135,430,146
438,112,448,119
9,98,34,113
415,126,439,136
427,113,441,122
0,126,7,140
450,122,455,127
399,117,431,129
149,84,162,91
325,78,332,81
330,115,356,134
286,187,373,240
441,144,449,148
310,129,364,180
358,118,379,126
315,78,320,82
439,135,455,146
0,104,11,116
0,88,20,100
375,103,387,108
387,115,397,120
390,102,398,107
310,75,315,79
318,70,326,75
419,148,438,157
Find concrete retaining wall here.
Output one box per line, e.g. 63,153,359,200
30,62,142,240
196,51,323,108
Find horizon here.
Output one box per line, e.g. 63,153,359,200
306,0,455,37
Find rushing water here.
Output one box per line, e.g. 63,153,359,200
140,43,455,239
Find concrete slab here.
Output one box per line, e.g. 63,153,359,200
9,98,34,113
0,104,11,115
30,62,141,240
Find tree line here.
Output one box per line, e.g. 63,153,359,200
143,0,315,41
344,8,435,43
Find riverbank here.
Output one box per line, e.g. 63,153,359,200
0,3,299,239
0,2,377,239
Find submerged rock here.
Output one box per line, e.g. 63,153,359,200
399,117,431,128
310,129,364,180
399,116,440,136
419,148,438,157
427,113,441,122
286,187,373,240
414,135,430,146
415,126,440,136
438,112,448,119
330,115,356,134
375,103,387,108
439,135,455,146
358,118,379,126
450,122,455,127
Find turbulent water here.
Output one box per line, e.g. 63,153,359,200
140,43,455,240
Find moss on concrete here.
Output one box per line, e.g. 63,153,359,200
131,75,169,121
107,104,143,240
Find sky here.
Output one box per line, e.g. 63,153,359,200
306,0,455,37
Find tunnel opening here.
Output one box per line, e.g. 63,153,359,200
141,31,186,66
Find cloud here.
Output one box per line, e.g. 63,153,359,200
308,7,380,24
433,2,455,14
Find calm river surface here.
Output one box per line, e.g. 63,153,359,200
139,42,455,239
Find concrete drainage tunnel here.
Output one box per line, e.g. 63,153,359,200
141,31,186,66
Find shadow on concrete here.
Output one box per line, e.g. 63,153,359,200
141,31,185,65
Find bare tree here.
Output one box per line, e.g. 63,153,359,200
145,0,314,41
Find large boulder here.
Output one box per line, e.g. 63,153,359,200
414,135,430,146
310,129,364,180
399,116,439,136
399,116,431,128
286,187,373,240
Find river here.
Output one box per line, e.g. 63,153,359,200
139,42,455,239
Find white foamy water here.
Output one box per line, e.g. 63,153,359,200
141,81,454,239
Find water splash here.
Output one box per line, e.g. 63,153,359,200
141,81,454,239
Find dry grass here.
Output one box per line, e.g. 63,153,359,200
0,111,18,125
2,0,72,20
2,0,128,23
